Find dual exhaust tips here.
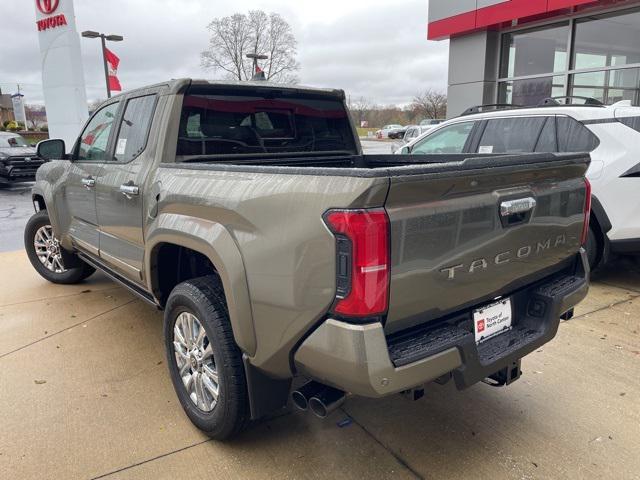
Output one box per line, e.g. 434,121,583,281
291,381,345,418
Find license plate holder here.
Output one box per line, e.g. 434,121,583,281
473,298,512,344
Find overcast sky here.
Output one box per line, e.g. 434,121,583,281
0,0,448,106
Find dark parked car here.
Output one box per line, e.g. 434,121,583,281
0,132,44,185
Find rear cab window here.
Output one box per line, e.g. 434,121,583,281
175,86,357,159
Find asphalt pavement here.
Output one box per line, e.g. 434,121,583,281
0,182,35,252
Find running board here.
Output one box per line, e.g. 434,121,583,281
78,252,159,308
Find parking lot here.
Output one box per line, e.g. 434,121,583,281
0,178,639,479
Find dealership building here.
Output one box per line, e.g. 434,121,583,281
428,0,640,117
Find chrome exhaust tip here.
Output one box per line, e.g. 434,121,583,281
308,386,346,419
291,381,325,411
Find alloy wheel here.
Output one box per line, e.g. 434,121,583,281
34,225,67,274
173,312,220,412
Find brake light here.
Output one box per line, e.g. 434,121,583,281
581,178,592,246
323,208,390,318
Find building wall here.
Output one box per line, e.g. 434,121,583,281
0,94,16,125
447,30,500,117
435,1,640,117
428,0,600,40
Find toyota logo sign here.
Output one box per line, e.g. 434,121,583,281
36,0,59,15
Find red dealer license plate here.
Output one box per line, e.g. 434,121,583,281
473,298,512,344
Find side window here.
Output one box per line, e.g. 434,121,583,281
618,116,640,133
534,117,558,153
114,95,157,162
477,117,546,154
556,116,600,152
411,122,475,154
77,102,119,161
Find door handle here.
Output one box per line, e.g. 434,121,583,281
81,177,95,189
119,184,140,199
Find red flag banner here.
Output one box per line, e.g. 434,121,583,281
105,48,122,92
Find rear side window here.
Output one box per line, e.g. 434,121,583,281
176,88,357,158
114,95,157,163
617,116,640,133
477,117,546,154
556,116,599,152
534,117,557,153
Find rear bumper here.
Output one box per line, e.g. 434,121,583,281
294,250,589,397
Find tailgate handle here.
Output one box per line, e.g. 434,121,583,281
500,197,536,227
500,197,536,217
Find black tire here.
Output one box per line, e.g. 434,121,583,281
24,210,95,284
164,276,249,440
586,224,600,271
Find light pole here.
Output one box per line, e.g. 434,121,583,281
246,53,268,80
81,31,124,98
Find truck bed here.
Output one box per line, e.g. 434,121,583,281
170,152,586,176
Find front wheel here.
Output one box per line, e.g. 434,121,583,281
164,276,249,440
24,210,95,284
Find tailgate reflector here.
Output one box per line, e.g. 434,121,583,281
323,208,390,318
581,178,592,246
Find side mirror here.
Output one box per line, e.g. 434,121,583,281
399,145,411,155
37,139,66,161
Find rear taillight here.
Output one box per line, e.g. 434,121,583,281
323,208,390,318
581,178,592,246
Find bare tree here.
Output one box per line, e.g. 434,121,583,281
347,95,372,126
412,89,447,120
24,104,47,130
201,10,299,83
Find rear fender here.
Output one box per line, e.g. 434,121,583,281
145,213,256,356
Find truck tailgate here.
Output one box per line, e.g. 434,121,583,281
384,153,590,334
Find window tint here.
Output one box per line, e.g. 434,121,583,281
618,116,640,133
556,116,599,152
411,122,474,155
77,102,119,161
114,95,157,162
535,117,557,153
477,117,546,154
176,89,357,157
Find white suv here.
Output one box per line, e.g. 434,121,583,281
397,100,640,269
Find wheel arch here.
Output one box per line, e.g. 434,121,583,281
589,194,612,268
145,213,256,356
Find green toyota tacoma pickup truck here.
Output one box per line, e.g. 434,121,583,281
26,79,590,439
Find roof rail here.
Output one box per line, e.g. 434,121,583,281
538,96,604,107
461,103,524,116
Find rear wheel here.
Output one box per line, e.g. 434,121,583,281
24,210,95,284
164,276,249,440
585,224,601,271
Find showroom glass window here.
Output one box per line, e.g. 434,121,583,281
498,8,640,106
572,10,640,104
499,23,569,105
